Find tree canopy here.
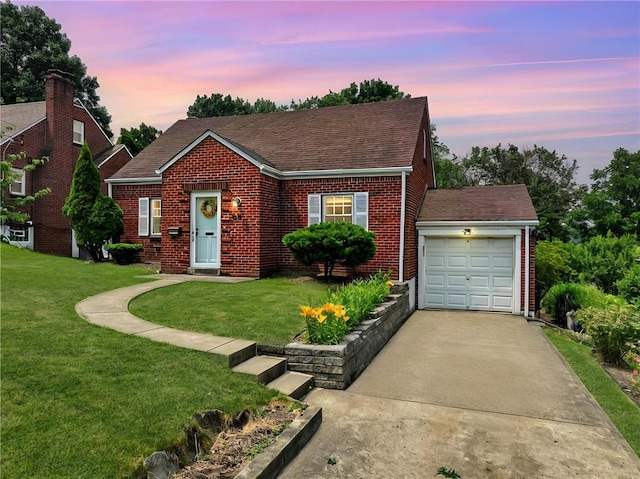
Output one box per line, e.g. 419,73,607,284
0,0,113,136
457,144,581,241
569,148,640,240
186,78,410,118
117,123,162,157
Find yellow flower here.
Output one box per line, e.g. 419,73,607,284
343,316,350,322
386,280,394,287
300,306,315,318
316,314,327,324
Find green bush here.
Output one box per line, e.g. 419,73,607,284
282,222,376,279
330,270,392,327
540,283,623,324
299,271,392,345
617,265,640,306
571,233,638,294
535,239,576,310
575,304,640,365
105,243,143,265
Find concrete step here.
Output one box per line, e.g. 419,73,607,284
210,339,256,367
267,371,314,400
232,355,287,385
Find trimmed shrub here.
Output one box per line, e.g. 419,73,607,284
540,283,623,325
575,304,640,365
282,222,376,279
105,243,143,265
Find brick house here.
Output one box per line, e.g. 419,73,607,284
108,97,538,315
0,70,132,256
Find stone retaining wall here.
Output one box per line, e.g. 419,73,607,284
258,283,411,389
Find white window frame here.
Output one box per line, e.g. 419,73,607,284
150,198,162,236
138,197,161,237
73,120,85,145
308,192,368,230
9,168,25,196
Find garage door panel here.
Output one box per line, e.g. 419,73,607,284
469,295,491,307
446,294,467,306
426,274,445,287
447,275,467,287
470,276,490,288
424,236,515,313
470,256,490,268
493,276,513,289
447,255,467,268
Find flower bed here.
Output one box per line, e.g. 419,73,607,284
258,283,411,389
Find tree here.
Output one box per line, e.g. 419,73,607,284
568,148,640,240
431,123,467,188
462,144,580,241
0,1,112,136
62,143,123,261
118,123,162,157
282,222,377,279
0,151,50,226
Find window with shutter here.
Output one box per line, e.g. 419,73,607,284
307,193,369,230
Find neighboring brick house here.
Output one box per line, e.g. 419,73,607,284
0,70,132,256
108,97,538,316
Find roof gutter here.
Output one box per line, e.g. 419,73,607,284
417,219,539,229
260,164,413,180
105,177,162,185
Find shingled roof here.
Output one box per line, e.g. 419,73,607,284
0,101,46,143
110,97,427,180
417,185,539,223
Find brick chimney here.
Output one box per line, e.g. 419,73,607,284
33,69,77,256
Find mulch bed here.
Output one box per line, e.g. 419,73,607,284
174,401,301,479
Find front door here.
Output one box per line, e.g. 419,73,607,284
191,192,221,267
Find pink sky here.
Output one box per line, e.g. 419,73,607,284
18,0,640,184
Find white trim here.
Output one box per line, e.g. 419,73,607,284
9,168,25,196
418,226,523,314
106,177,162,185
417,220,539,229
263,164,413,180
190,191,221,268
96,144,130,169
524,225,530,318
157,130,265,174
73,119,85,145
73,100,114,144
0,117,46,145
107,182,113,197
399,171,407,282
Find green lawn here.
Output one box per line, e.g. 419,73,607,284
0,245,281,478
129,277,330,345
544,328,640,456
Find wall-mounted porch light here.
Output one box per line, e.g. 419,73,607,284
462,228,472,236
231,197,242,208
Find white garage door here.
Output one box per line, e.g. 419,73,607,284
424,237,514,312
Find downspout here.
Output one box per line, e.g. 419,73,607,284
524,225,530,318
398,170,406,282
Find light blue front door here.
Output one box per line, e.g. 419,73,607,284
191,192,220,267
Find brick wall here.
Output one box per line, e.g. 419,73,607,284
3,71,128,257
279,176,403,279
111,183,163,264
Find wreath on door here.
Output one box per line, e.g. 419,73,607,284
200,198,217,218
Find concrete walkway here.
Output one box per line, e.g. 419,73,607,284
279,310,640,478
75,274,257,361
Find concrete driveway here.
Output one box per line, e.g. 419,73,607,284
279,310,640,478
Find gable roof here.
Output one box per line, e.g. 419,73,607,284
417,185,539,223
0,101,46,143
110,97,428,180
